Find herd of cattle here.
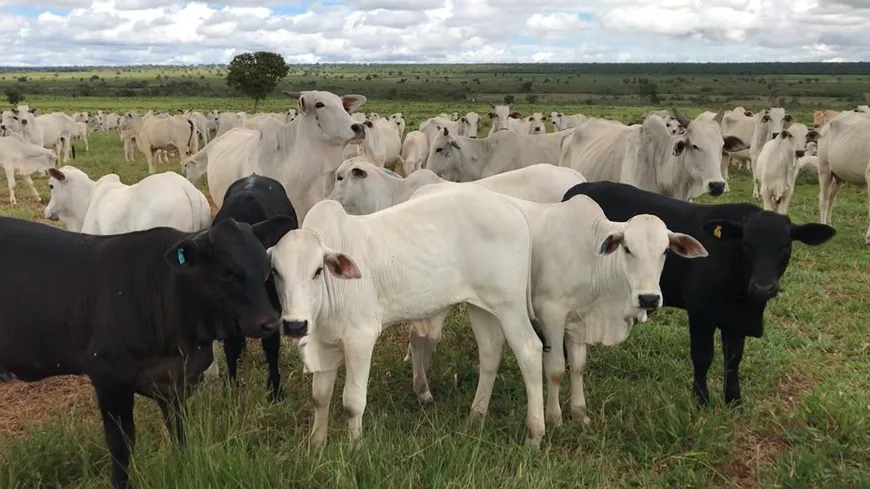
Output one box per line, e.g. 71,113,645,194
0,90,862,489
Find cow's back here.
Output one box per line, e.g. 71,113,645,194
560,120,633,182
821,113,870,183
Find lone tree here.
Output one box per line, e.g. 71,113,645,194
5,88,24,105
225,51,290,112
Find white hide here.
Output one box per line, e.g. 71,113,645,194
400,131,429,176
0,132,59,205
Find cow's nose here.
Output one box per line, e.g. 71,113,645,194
749,282,778,299
351,123,364,135
637,294,661,310
282,319,308,337
708,181,726,196
796,150,805,158
772,132,779,139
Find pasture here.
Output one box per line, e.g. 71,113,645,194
0,96,869,489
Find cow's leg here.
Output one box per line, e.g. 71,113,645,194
83,134,89,152
222,334,244,386
721,331,746,405
497,308,546,446
409,311,449,404
155,394,185,444
565,322,591,425
94,382,135,489
310,368,339,446
778,189,795,215
5,167,18,205
342,330,378,443
824,178,842,225
22,175,41,202
147,150,156,174
466,305,505,418
261,331,284,402
760,187,773,211
538,301,568,427
689,313,715,407
818,168,837,224
720,154,731,192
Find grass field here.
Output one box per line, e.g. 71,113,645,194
0,93,869,489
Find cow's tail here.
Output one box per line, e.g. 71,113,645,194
186,119,197,154
521,212,550,354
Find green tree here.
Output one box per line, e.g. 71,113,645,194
525,94,538,104
4,88,24,105
504,94,515,104
638,80,660,104
225,51,290,112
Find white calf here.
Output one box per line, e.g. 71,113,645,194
270,186,547,447
0,132,58,205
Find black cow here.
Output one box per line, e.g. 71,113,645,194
0,215,295,489
564,181,835,406
213,175,298,401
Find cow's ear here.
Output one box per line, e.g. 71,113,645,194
341,94,367,113
723,136,748,153
667,232,708,258
324,252,361,279
251,216,297,249
166,239,199,273
598,231,624,255
790,223,836,246
702,220,743,241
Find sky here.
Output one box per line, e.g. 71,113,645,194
0,0,869,66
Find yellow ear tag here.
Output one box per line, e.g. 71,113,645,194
713,225,722,239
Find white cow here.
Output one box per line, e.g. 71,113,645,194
100,113,121,134
551,112,588,132
405,185,708,425
44,165,211,235
329,159,586,216
420,117,460,142
186,111,212,145
0,132,58,205
400,131,429,176
388,113,406,138
487,104,527,135
186,90,366,220
559,109,746,201
270,186,546,446
756,130,807,215
427,127,571,182
526,113,548,134
817,111,870,244
718,107,756,188
749,108,791,198
71,121,90,152
136,115,198,174
12,110,75,163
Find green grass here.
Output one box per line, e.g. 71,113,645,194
0,104,869,489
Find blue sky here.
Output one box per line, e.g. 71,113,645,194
0,0,867,66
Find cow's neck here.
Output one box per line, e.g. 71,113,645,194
62,180,97,233
458,137,487,181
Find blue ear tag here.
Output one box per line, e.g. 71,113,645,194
177,248,186,265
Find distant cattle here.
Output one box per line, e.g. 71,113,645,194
566,181,835,406
0,132,59,205
756,130,806,215
487,104,527,135
0,215,296,489
136,115,198,174
212,175,298,401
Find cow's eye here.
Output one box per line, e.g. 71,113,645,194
336,174,343,181
624,246,632,255
49,184,54,190
435,148,443,153
315,102,325,109
313,266,323,279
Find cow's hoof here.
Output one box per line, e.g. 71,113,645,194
417,390,434,405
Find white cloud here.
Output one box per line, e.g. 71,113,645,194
1,0,870,65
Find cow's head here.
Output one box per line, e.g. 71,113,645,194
764,107,789,139
285,90,367,146
702,213,835,309
595,210,707,315
426,127,462,181
166,216,296,340
488,104,521,132
328,157,395,215
44,166,89,227
666,108,745,199
270,226,363,338
459,112,480,138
